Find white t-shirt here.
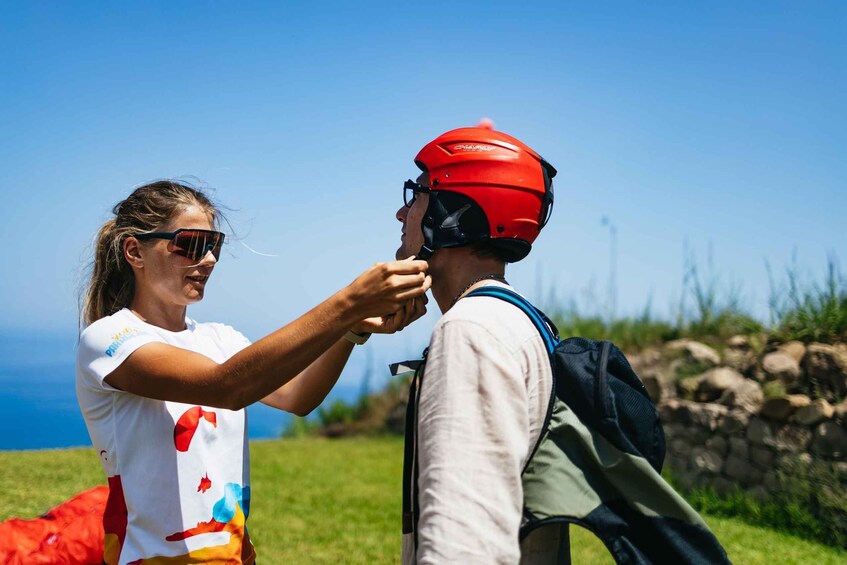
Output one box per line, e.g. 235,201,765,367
402,282,558,564
76,308,254,565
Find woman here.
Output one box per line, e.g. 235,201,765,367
76,180,429,564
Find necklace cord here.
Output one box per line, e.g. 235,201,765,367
451,274,508,307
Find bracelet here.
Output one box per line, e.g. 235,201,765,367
344,330,371,345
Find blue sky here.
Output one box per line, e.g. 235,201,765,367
0,2,844,382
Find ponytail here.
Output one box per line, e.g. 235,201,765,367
81,219,136,326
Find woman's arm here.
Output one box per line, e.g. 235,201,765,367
104,260,430,410
261,294,427,415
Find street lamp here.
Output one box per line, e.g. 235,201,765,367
601,216,617,323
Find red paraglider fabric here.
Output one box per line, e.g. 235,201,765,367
0,485,107,565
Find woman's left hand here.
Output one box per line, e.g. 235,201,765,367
353,294,428,335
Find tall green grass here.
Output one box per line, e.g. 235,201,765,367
769,257,847,344
545,257,844,350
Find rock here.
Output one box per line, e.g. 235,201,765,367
728,437,749,459
724,455,763,485
629,347,662,371
774,425,812,452
641,372,664,403
834,401,847,426
762,352,801,385
682,341,721,368
691,447,724,474
760,395,812,422
720,409,752,435
658,399,681,423
776,452,812,470
688,426,710,444
793,399,835,426
727,335,750,350
664,453,688,472
697,368,746,402
777,341,806,363
717,378,764,413
747,417,776,446
662,423,685,442
803,343,847,401
763,470,781,492
706,435,728,456
677,401,728,431
677,377,702,401
723,349,757,375
811,422,847,459
750,446,774,468
666,338,692,350
670,438,692,457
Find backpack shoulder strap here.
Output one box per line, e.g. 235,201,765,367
465,286,559,353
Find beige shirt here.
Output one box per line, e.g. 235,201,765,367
402,283,557,564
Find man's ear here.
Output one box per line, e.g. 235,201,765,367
124,236,144,269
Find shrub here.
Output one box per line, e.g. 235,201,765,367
770,258,847,344
666,458,847,549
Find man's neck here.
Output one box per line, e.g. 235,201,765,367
429,248,507,314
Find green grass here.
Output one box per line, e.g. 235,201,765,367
2,438,846,564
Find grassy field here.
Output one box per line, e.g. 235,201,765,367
2,437,845,564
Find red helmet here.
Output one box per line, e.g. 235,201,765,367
412,124,556,261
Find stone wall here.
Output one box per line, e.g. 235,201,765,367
632,338,847,499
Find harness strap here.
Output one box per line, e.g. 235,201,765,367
401,351,427,543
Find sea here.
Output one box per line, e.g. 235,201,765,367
0,331,364,451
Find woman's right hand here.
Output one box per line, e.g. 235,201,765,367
344,257,431,321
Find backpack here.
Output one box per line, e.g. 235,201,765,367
402,286,731,564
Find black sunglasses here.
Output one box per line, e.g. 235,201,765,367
134,228,225,262
403,179,431,207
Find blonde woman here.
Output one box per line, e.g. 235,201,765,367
77,180,429,564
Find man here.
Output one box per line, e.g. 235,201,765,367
396,122,561,563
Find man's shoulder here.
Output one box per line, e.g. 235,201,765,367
435,289,541,345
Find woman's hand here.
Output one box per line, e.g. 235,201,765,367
354,293,428,335
344,257,431,321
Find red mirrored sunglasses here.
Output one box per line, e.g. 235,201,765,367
134,229,225,262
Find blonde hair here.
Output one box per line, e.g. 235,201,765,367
80,180,220,326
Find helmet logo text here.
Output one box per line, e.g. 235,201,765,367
451,143,496,152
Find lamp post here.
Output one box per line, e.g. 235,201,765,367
601,216,617,324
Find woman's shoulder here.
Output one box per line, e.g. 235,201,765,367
77,309,163,363
80,309,145,340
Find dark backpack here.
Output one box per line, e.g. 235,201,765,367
466,286,666,473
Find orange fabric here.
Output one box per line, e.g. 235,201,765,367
0,485,107,565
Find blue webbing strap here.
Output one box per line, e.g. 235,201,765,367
465,287,558,354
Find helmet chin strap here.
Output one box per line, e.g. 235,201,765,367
415,246,434,261
414,193,441,261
